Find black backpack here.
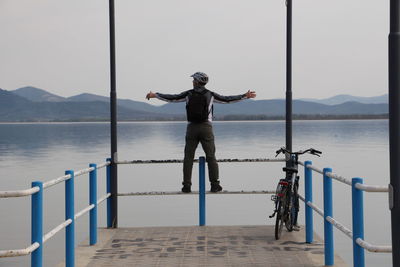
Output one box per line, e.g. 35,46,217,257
186,90,210,123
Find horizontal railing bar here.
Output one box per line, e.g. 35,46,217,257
356,238,392,253
217,158,286,163
119,191,197,196
75,204,95,220
307,201,324,217
211,190,276,194
0,186,40,198
117,158,286,165
302,163,388,192
355,183,389,192
41,161,110,190
97,193,111,205
306,165,324,174
326,172,352,186
43,174,71,189
326,216,353,239
118,190,275,196
299,195,324,218
118,159,184,164
43,219,72,243
43,162,108,190
0,242,39,258
300,196,353,239
97,162,110,169
74,167,95,177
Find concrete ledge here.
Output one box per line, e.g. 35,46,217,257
58,225,347,267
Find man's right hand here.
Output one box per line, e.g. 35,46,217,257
146,91,156,100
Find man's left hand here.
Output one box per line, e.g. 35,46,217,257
246,90,256,99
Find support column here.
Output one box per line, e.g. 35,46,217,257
109,0,118,228
285,0,293,177
389,0,400,265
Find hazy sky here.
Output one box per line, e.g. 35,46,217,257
0,0,389,102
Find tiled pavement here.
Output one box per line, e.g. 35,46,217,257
60,225,347,267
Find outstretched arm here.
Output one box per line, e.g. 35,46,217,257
146,90,189,102
212,90,257,104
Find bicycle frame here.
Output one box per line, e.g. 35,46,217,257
270,147,320,239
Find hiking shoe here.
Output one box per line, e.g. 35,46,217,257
210,184,223,193
293,224,301,231
181,185,191,193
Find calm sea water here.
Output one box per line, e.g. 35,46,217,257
0,120,392,266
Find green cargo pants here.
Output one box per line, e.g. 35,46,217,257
183,122,219,186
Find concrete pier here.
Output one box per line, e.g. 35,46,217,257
60,225,347,267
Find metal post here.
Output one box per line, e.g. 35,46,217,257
323,168,334,266
285,0,293,157
31,181,43,267
89,164,97,245
304,161,313,243
109,0,118,229
65,170,75,267
389,0,400,265
352,178,365,267
199,156,206,226
106,158,112,228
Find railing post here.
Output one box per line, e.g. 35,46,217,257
106,158,112,228
31,181,43,267
89,164,97,245
323,168,334,266
304,161,313,243
199,156,206,226
65,170,75,267
352,177,365,267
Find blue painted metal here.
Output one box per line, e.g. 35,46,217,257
65,170,75,267
304,161,313,244
199,156,206,226
31,181,43,267
89,164,97,245
106,158,112,228
352,177,365,267
323,168,334,266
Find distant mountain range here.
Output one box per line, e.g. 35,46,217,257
300,94,388,105
0,86,389,122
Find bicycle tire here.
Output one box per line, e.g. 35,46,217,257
274,200,284,240
285,192,295,232
292,180,300,228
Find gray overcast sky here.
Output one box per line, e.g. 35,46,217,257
0,0,389,102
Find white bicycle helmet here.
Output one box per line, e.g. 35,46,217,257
190,72,209,85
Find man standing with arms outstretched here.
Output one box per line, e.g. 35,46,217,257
146,72,256,193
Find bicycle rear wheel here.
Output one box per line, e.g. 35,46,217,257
285,193,296,232
274,200,284,240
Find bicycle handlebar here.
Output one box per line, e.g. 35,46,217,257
275,147,322,157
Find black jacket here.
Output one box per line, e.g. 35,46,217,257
155,85,247,122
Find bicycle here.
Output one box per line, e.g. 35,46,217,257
269,147,321,240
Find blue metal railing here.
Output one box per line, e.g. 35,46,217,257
199,156,206,226
299,160,391,267
119,156,393,267
0,156,393,267
0,161,111,267
117,157,282,226
31,181,43,267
